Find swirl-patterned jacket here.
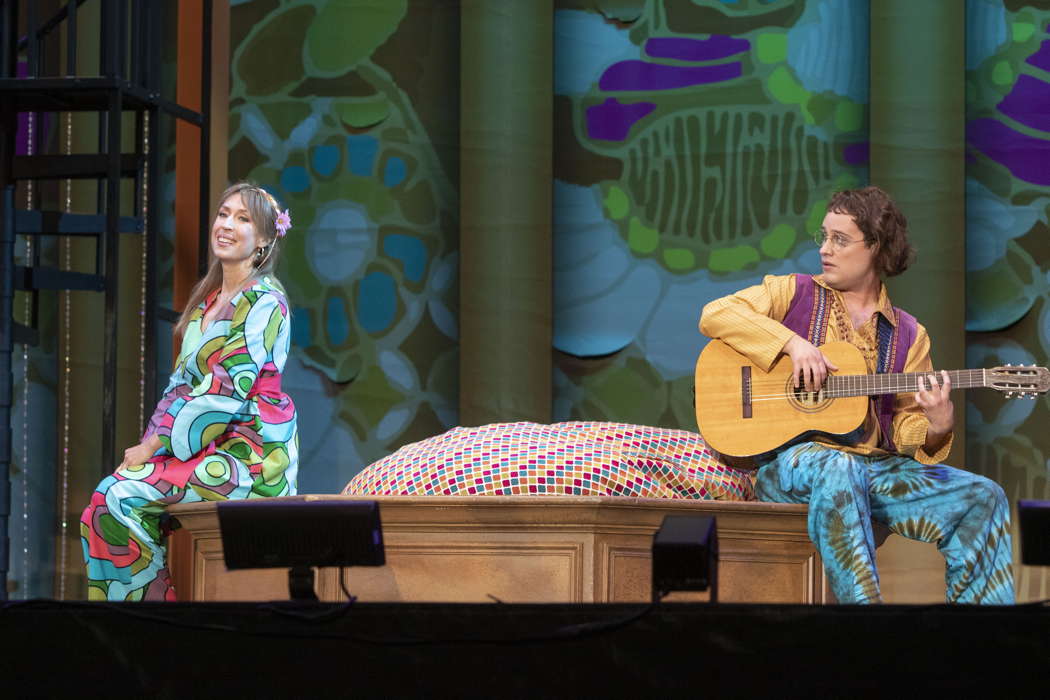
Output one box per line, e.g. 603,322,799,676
144,276,298,496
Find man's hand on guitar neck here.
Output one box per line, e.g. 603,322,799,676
917,371,955,453
783,335,839,392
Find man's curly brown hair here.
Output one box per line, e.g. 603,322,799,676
827,186,916,277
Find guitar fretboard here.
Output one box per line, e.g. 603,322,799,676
825,369,986,398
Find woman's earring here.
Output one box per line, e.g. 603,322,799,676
255,244,274,268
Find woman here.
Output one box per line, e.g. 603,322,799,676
80,182,299,601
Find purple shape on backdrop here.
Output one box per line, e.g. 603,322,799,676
599,60,742,91
586,98,657,141
1025,40,1050,72
15,61,29,156
968,117,1050,186
997,74,1050,133
645,36,750,62
842,141,869,165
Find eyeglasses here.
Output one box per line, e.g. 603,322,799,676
813,229,866,250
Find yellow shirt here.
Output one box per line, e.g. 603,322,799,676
698,273,952,465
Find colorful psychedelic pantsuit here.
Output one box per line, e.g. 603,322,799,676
81,277,299,601
757,442,1014,604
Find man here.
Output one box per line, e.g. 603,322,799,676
699,186,1014,604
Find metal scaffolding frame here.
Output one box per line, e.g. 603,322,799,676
0,0,211,600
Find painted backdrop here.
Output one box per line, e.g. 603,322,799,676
965,0,1050,600
552,0,869,428
228,0,460,493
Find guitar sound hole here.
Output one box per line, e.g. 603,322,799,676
785,377,833,414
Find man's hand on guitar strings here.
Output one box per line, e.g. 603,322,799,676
783,335,839,392
916,370,955,438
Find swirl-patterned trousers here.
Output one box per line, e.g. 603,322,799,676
80,455,255,601
755,442,1015,604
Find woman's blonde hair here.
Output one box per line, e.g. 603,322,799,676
174,182,287,339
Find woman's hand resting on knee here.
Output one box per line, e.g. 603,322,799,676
118,434,164,470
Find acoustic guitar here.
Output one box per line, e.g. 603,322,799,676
694,339,1050,458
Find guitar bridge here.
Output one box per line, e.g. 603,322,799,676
742,366,752,419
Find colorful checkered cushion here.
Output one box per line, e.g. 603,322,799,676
342,421,755,501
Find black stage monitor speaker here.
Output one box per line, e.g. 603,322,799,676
652,515,718,602
217,498,385,600
1018,499,1050,566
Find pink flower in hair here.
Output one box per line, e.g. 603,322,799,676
275,209,292,237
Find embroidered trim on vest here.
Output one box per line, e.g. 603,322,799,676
876,310,898,374
808,282,831,346
875,309,904,451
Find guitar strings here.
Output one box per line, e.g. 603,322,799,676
743,369,992,402
747,386,966,401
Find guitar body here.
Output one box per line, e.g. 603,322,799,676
695,340,871,458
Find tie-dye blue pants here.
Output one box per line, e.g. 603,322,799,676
755,442,1015,604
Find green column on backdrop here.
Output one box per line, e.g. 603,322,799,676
870,1,966,463
459,0,553,425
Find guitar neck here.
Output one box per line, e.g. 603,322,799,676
826,369,987,398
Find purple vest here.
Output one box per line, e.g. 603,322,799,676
781,274,917,452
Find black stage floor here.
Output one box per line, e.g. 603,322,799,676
1,600,1048,697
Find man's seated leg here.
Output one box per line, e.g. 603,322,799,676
867,457,1014,604
755,442,882,603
